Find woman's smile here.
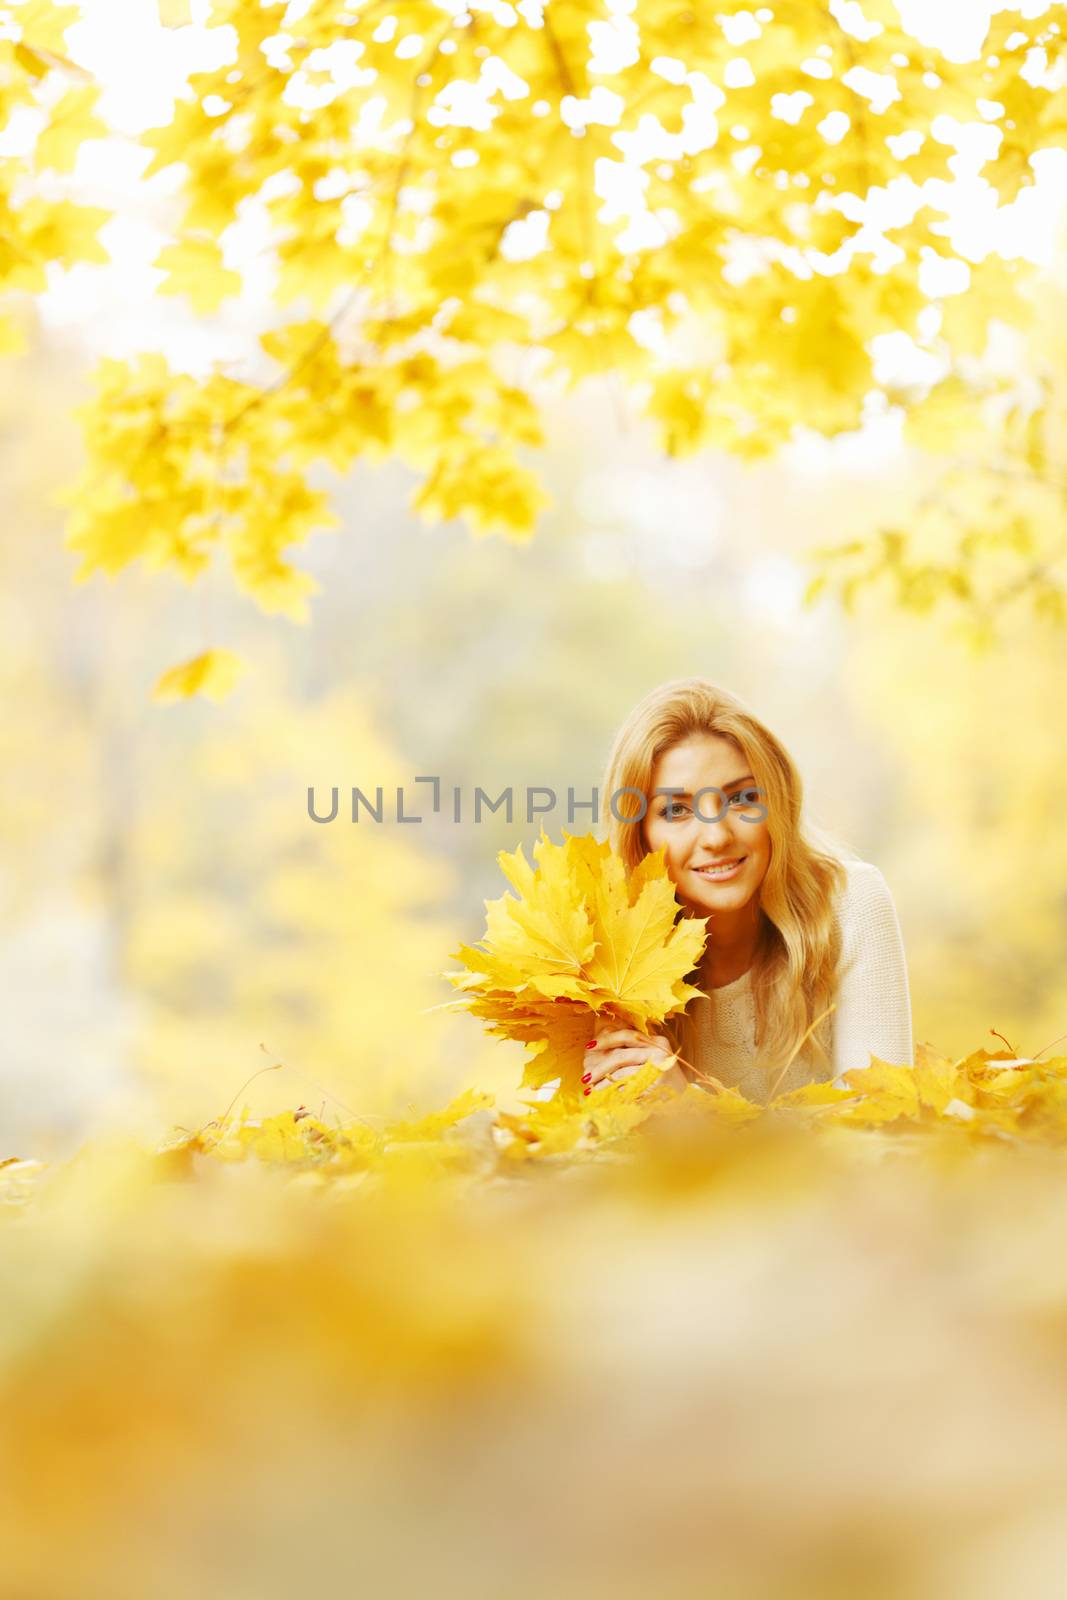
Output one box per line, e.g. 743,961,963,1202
691,856,747,882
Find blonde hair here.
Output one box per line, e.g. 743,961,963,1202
601,677,854,1082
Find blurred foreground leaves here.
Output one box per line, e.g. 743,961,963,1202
6,1046,1067,1593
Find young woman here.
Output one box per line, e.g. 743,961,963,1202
582,677,913,1104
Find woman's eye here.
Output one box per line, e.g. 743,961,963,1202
663,790,761,819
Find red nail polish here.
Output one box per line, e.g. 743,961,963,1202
581,1072,591,1083
585,1040,596,1049
583,1086,591,1096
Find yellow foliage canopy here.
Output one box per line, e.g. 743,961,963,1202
56,0,1067,664
0,1,109,350
807,274,1067,639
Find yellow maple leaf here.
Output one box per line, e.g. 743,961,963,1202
151,648,247,704
838,1057,921,1125
913,1041,961,1113
387,1089,495,1145
35,84,106,173
411,444,549,542
579,836,708,1022
446,830,708,1096
154,236,242,315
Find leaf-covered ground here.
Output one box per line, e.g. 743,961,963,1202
134,1042,1067,1178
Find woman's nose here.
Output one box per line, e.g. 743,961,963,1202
695,809,735,844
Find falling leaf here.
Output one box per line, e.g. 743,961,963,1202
152,649,247,704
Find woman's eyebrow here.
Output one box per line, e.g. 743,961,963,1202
660,774,756,796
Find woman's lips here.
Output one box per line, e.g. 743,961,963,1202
691,857,746,881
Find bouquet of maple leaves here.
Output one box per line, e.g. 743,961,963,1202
444,831,710,1101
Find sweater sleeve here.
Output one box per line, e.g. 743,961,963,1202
830,862,914,1083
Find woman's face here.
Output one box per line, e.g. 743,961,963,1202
640,733,772,916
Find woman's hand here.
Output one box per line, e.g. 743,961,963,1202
582,1024,688,1097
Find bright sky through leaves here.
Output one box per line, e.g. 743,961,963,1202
40,0,1067,364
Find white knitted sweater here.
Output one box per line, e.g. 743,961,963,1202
683,857,913,1105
